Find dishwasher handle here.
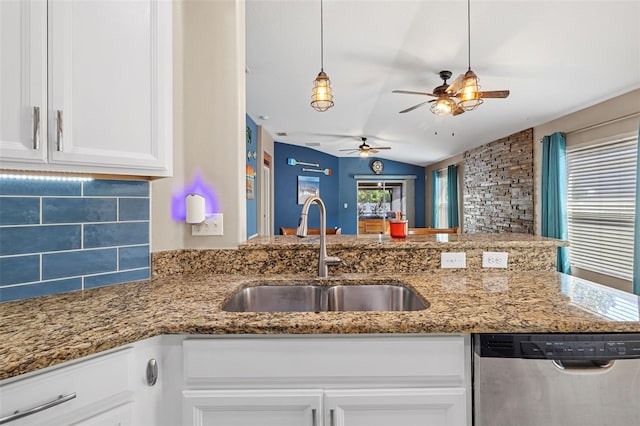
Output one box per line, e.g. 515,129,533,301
552,359,615,372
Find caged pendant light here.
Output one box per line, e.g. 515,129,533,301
310,0,334,112
458,0,484,111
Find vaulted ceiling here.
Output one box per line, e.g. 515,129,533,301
246,0,640,166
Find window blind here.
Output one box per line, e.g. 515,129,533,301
566,137,637,280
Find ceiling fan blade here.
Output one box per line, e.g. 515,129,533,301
392,90,435,96
339,149,359,153
480,90,510,98
445,74,464,94
369,149,379,153
399,101,430,114
453,105,465,116
375,147,391,150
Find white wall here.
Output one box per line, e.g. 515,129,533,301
152,0,246,252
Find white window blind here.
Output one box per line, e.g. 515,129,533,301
566,137,637,280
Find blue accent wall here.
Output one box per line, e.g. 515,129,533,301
274,143,425,235
0,178,150,303
246,115,259,238
274,143,340,233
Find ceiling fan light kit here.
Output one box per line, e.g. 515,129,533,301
392,0,509,116
310,0,334,112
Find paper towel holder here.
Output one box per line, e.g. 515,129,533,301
185,193,206,224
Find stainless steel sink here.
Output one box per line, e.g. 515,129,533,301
223,285,323,312
326,285,427,311
222,282,428,312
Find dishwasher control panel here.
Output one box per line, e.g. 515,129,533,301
476,333,640,360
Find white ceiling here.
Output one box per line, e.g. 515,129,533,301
246,0,640,167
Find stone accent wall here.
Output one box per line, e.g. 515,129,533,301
463,128,534,233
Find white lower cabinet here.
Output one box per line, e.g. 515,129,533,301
182,387,466,426
325,388,467,426
182,390,322,426
180,335,471,426
0,348,134,426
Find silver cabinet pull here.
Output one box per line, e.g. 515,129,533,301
32,106,40,150
0,392,76,424
56,110,63,151
146,358,158,386
330,408,335,426
311,408,317,426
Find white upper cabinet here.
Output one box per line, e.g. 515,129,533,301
0,0,172,177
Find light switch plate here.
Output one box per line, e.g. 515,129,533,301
482,251,508,268
441,252,466,268
192,214,224,236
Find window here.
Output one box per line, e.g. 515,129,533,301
436,169,448,228
566,137,637,280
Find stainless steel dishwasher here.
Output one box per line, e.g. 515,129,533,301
474,333,640,426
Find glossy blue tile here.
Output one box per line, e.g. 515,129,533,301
42,249,117,280
0,255,40,285
84,222,149,248
0,178,81,196
0,225,81,256
84,268,150,289
119,245,150,270
0,197,40,225
119,198,149,221
84,180,149,197
0,278,81,302
43,198,116,224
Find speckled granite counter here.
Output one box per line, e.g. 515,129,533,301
153,233,567,276
2,270,639,381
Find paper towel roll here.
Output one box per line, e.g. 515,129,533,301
185,193,205,223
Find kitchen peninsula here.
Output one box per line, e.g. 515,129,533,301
2,233,639,426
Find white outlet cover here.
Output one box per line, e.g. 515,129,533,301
441,252,466,269
191,214,224,236
482,251,508,268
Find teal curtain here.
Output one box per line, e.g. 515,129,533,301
431,170,439,227
541,132,571,274
447,165,459,228
633,120,640,294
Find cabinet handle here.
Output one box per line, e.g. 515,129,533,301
32,106,40,150
56,110,63,151
311,408,317,426
330,408,335,426
0,392,76,424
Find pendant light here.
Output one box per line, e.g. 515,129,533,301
458,0,483,111
310,0,334,112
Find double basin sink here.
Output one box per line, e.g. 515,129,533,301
223,280,428,312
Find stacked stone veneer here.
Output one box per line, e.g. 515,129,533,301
463,128,534,234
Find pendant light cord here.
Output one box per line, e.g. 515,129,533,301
467,0,471,71
320,0,325,71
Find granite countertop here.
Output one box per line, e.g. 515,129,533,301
1,270,639,381
242,233,569,249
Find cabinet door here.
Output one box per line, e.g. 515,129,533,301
0,0,48,164
70,403,134,426
182,389,322,426
47,0,171,176
325,388,468,426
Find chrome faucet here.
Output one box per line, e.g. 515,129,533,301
296,196,341,278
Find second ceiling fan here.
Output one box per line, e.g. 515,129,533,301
339,137,391,157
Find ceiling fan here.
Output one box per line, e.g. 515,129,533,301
339,137,391,158
393,70,510,116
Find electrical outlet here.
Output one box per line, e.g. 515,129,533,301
482,251,508,268
191,214,223,236
441,252,466,268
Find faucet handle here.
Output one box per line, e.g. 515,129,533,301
325,256,342,265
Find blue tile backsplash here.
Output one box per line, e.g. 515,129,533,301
0,178,150,302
